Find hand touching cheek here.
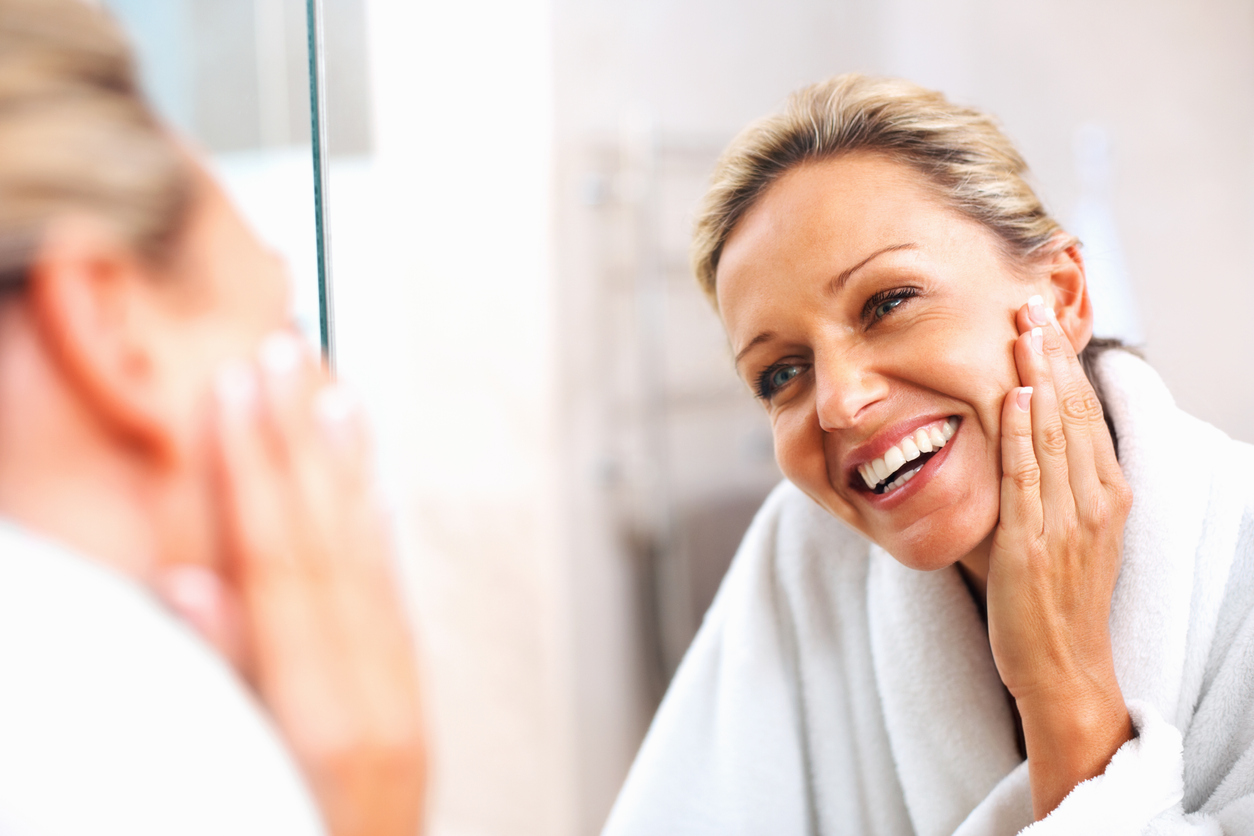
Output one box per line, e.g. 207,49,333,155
986,296,1133,820
161,333,426,836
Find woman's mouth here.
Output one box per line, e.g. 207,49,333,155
856,417,959,495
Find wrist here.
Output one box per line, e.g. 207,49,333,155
1014,669,1134,819
1016,677,1130,744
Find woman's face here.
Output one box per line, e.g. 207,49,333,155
134,166,294,569
154,167,292,437
717,153,1051,570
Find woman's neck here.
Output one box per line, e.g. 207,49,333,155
957,533,994,609
0,312,161,582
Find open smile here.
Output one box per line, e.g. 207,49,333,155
851,417,960,496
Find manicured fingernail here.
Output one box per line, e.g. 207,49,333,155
215,361,257,415
1030,326,1043,355
259,332,304,378
315,384,359,444
1027,295,1050,326
1016,386,1033,412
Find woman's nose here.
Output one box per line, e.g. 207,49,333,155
814,355,888,432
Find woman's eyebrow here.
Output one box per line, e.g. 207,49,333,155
825,242,917,295
734,331,775,365
733,243,917,365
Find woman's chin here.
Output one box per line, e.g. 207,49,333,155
873,519,996,573
878,544,966,573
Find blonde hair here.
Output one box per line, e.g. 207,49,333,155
0,0,190,278
692,74,1067,306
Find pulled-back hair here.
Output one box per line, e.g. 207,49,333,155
0,0,190,280
694,73,1130,447
692,74,1068,306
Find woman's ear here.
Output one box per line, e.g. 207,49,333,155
1044,240,1094,353
26,216,179,462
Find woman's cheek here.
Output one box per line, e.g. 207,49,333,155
771,407,840,502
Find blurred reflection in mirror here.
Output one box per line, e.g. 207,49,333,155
101,0,373,350
0,2,423,834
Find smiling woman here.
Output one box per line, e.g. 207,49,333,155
603,75,1254,835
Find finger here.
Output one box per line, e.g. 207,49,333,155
291,381,415,729
211,360,298,681
256,333,342,569
998,384,1043,538
314,383,374,503
1012,319,1072,511
213,361,291,573
308,384,396,655
213,360,331,685
1024,297,1120,510
257,331,328,472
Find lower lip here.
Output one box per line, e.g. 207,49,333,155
860,423,959,510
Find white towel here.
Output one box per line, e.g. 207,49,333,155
603,351,1254,835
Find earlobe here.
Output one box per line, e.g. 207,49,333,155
27,217,178,461
1046,241,1094,353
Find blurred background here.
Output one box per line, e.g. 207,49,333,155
102,1,1254,834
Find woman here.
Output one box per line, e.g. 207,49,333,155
0,2,424,835
604,75,1254,834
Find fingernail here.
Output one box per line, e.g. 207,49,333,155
315,384,359,445
1030,326,1043,355
1016,386,1033,412
258,332,304,378
1027,295,1050,326
214,361,257,415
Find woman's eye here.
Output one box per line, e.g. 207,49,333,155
873,297,904,319
756,363,804,400
862,287,920,324
770,365,801,389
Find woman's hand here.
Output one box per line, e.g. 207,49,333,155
986,296,1134,820
161,333,426,836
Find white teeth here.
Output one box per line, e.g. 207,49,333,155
883,464,922,494
857,418,961,492
860,465,877,490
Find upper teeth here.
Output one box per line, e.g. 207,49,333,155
858,417,958,491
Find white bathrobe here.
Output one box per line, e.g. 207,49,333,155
0,523,325,836
603,351,1254,835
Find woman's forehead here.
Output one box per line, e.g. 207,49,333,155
716,157,944,305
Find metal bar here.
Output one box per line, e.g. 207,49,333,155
305,0,335,366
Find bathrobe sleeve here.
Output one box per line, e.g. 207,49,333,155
600,485,815,836
1023,515,1254,836
603,481,919,836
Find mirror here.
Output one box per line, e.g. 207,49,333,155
101,0,347,358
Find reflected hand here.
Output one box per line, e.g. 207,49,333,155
163,333,426,836
986,295,1133,819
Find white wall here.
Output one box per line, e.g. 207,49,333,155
347,3,572,835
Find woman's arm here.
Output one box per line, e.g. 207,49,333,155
161,333,427,836
987,295,1134,819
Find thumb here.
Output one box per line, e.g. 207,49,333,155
154,564,247,671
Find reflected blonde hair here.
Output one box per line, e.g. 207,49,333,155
0,0,189,276
692,74,1067,307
